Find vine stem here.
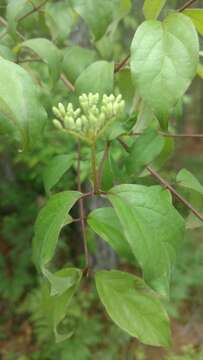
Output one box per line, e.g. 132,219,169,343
77,141,89,272
91,142,99,193
117,137,203,223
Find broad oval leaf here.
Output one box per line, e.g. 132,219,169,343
95,270,171,347
21,38,62,84
176,168,203,195
143,0,167,20
0,57,47,148
130,13,199,126
75,60,114,96
88,207,134,262
108,185,185,297
43,154,74,194
71,0,131,41
62,46,97,83
183,9,203,36
32,191,81,270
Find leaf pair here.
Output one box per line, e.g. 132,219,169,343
88,184,185,347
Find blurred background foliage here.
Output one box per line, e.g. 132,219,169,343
0,0,203,359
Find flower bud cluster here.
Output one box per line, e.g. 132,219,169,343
52,93,125,142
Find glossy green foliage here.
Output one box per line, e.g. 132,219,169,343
108,185,185,296
95,270,171,347
131,13,199,126
0,57,47,148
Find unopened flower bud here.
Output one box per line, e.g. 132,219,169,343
53,119,63,130
58,103,66,117
52,106,62,119
74,108,81,117
75,117,82,131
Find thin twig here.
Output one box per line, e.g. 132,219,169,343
178,0,198,12
60,73,75,92
18,0,48,22
114,54,130,73
117,137,203,223
147,166,203,222
0,16,25,40
97,141,111,188
77,141,89,272
129,131,203,139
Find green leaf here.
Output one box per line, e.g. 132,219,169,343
32,191,81,270
95,270,171,347
116,69,136,114
71,0,131,41
75,61,114,97
108,185,185,296
88,207,134,262
43,154,74,194
0,57,47,149
21,38,62,84
183,9,203,36
62,46,97,84
141,136,174,176
0,45,16,61
176,168,203,195
41,271,82,342
126,129,164,175
143,0,167,20
197,63,203,79
130,13,199,127
6,0,27,36
45,1,77,43
43,267,82,296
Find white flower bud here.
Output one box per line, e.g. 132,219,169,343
52,106,62,119
116,94,122,102
58,103,66,117
109,94,115,102
74,108,81,117
67,103,74,114
53,119,63,130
